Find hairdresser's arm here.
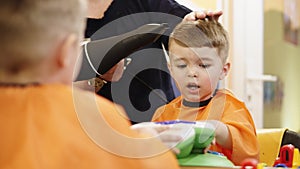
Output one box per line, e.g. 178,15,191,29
100,59,125,82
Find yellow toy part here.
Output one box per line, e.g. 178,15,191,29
256,128,287,166
293,148,299,168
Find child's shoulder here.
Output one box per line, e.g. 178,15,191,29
216,89,246,105
217,88,235,97
156,96,182,111
170,96,183,104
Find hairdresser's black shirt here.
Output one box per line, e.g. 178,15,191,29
81,0,191,123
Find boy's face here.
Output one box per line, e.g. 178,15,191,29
169,43,229,102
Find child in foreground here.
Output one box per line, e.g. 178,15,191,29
0,0,179,168
152,18,259,165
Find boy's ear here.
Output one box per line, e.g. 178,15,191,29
56,34,77,68
219,62,230,80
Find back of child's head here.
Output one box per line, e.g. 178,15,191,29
169,19,229,63
0,0,86,75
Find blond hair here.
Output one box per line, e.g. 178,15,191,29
0,0,86,74
169,19,229,63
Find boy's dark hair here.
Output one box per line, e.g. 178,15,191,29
169,19,229,62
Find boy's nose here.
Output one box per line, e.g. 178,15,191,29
188,73,198,77
187,68,198,77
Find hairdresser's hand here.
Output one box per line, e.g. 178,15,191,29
73,77,106,93
101,59,125,82
73,80,95,92
73,59,124,93
184,10,223,21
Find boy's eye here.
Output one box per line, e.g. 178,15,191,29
199,64,210,68
176,64,187,68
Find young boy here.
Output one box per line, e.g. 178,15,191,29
0,0,179,168
151,19,259,165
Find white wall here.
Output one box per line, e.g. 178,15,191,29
231,0,264,128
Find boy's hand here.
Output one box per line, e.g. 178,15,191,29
131,123,186,154
204,138,216,153
201,120,232,150
184,10,223,21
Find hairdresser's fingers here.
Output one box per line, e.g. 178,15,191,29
194,11,208,20
184,10,223,21
183,11,206,21
207,10,223,21
101,59,124,82
73,80,99,92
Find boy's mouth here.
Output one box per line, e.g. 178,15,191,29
187,83,200,90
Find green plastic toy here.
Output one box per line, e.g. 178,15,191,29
159,120,235,167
